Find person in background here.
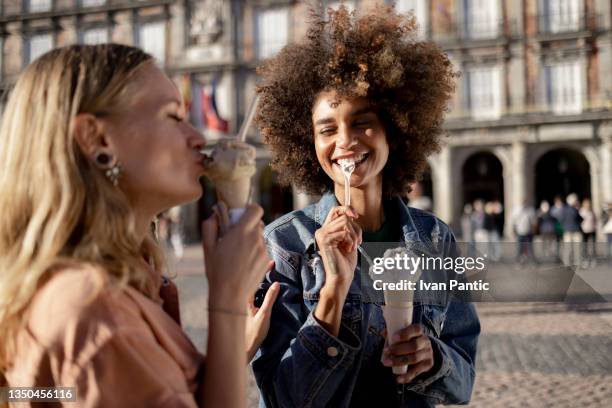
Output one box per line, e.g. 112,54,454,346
550,195,565,257
472,199,488,257
0,44,278,407
492,200,505,243
537,201,558,260
511,200,537,264
461,203,476,257
602,202,612,263
579,198,597,268
484,201,501,261
557,193,583,267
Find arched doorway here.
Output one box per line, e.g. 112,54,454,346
407,166,433,212
535,148,590,205
259,166,294,224
462,151,504,205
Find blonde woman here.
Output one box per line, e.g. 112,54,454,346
0,44,276,407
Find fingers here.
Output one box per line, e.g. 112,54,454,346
396,359,435,384
383,337,432,366
247,292,258,316
239,204,265,229
386,334,431,356
215,201,230,236
201,212,219,257
258,282,280,315
323,215,361,249
323,205,359,225
391,324,424,343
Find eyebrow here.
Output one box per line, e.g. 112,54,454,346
314,107,376,126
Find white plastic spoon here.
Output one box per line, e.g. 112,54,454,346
338,158,355,207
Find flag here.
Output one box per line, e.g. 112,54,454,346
201,80,229,133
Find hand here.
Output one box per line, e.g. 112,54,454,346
314,206,362,295
202,202,272,311
381,324,435,384
245,282,280,361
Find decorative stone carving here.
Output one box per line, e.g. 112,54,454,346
188,0,223,45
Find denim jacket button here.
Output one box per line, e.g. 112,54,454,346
327,346,339,357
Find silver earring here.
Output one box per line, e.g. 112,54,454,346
105,162,122,186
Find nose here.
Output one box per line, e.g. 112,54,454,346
336,125,356,149
186,124,206,151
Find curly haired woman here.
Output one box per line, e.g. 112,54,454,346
252,6,480,407
0,44,277,407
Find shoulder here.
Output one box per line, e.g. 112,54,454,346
264,205,318,254
26,263,137,350
407,206,454,239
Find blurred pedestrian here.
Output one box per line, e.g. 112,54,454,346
580,198,597,267
556,193,583,267
511,201,537,264
484,201,501,261
461,203,476,257
537,201,558,259
472,200,488,257
602,202,612,263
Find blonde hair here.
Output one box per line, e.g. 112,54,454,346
0,44,165,374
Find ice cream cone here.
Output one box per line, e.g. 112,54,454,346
215,177,251,210
205,139,256,223
382,303,414,375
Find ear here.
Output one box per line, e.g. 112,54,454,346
72,113,112,163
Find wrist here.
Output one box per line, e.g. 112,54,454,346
321,277,351,298
208,294,245,314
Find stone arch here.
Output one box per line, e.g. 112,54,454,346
461,150,505,205
534,147,591,206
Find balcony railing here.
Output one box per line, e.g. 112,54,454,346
533,12,603,35
433,19,518,44
445,90,612,127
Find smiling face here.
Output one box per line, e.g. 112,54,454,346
312,90,389,194
102,64,206,213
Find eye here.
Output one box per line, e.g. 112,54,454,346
319,127,336,136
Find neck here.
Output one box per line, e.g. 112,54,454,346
334,178,384,231
134,213,154,245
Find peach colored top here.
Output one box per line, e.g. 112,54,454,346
5,266,204,407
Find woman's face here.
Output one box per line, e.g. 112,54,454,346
103,64,206,212
312,90,389,192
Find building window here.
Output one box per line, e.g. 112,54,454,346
468,65,502,120
81,0,106,7
395,0,427,37
255,8,289,60
27,0,52,13
82,27,108,45
139,22,166,64
547,61,582,114
545,0,582,33
465,0,499,39
27,33,53,64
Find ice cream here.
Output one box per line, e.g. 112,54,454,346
204,139,256,224
370,247,422,375
338,158,355,206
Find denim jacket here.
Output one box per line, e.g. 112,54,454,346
252,192,480,407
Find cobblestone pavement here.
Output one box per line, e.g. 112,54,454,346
168,245,612,407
